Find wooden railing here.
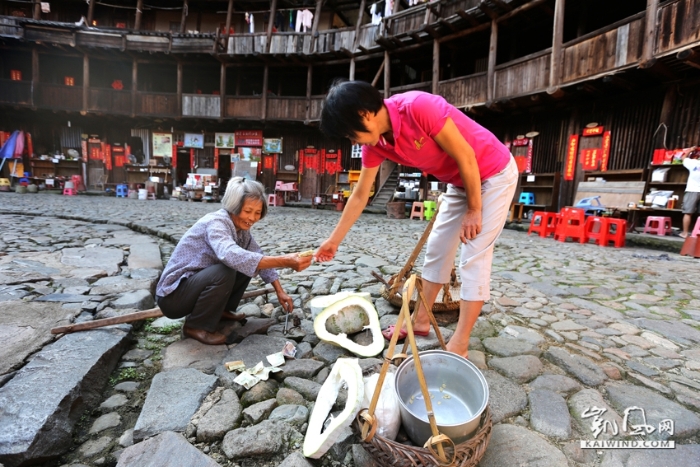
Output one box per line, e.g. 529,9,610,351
308,97,324,121
387,81,432,96
495,50,551,99
0,16,21,37
385,5,429,37
136,91,177,116
440,0,481,19
125,34,170,52
438,73,488,108
89,88,131,114
268,32,313,55
357,24,381,51
315,27,355,54
226,33,267,54
38,83,82,110
0,80,32,105
656,0,700,55
561,14,645,84
182,94,221,118
266,97,308,120
226,96,263,118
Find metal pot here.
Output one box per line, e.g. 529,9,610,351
394,350,489,446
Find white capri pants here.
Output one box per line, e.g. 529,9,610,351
422,156,518,301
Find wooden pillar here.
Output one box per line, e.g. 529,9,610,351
349,59,356,80
266,0,278,53
487,19,497,103
220,63,226,119
82,55,89,113
305,64,312,122
548,0,565,93
180,0,189,34
33,0,41,20
224,0,234,47
641,0,659,68
177,61,183,116
352,0,367,52
311,0,323,52
87,0,96,25
432,40,439,95
135,0,144,30
262,64,269,120
383,51,390,98
131,60,138,117
31,48,39,107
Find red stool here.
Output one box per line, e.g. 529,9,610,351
604,219,627,247
71,175,86,192
642,216,672,236
267,193,283,206
691,217,700,238
583,216,608,246
528,211,559,238
554,207,586,243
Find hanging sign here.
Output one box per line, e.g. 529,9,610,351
215,133,235,149
511,138,529,147
104,144,112,170
171,144,177,168
564,135,579,181
238,147,262,160
582,126,604,136
525,139,533,173
152,133,172,157
184,133,204,149
351,144,362,158
601,131,611,171
263,138,283,154
235,130,263,147
214,148,219,170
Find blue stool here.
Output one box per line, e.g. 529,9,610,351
116,184,128,198
519,192,535,205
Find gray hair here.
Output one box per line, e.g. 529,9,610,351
221,177,268,218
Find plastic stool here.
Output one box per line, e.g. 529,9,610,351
71,175,86,192
519,192,535,205
603,219,627,247
423,200,437,221
528,211,559,238
267,193,283,207
554,207,586,243
409,202,425,220
690,217,700,238
642,216,672,236
116,184,128,198
63,186,77,196
147,192,157,200
583,216,608,246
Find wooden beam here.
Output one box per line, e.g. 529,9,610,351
87,0,96,25
224,0,234,48
349,58,356,80
180,0,189,34
82,55,89,113
31,48,39,108
677,49,700,70
487,19,497,103
311,0,324,53
640,0,659,68
262,64,269,120
548,0,564,92
220,62,226,119
266,0,278,54
371,59,385,87
135,0,144,30
352,0,366,52
438,21,490,44
305,64,312,122
176,61,183,116
491,0,513,11
432,40,439,94
33,0,41,20
457,10,481,27
479,1,498,20
131,60,138,117
383,50,390,98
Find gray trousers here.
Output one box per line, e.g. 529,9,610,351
157,264,251,332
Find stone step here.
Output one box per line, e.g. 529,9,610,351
0,325,132,467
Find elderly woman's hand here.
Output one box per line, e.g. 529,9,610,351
285,253,313,272
277,290,294,313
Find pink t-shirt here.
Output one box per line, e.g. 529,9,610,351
362,92,510,186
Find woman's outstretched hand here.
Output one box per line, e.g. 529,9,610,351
314,239,338,262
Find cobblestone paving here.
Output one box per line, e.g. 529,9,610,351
0,192,699,467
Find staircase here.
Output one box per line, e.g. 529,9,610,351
371,165,399,209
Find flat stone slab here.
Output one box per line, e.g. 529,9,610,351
483,370,527,424
116,431,221,467
221,420,302,460
133,368,218,442
568,388,623,440
529,374,582,396
605,382,700,440
0,326,131,467
482,337,541,357
544,347,607,386
529,389,571,439
90,277,155,295
34,293,103,302
601,445,700,467
196,389,242,443
0,301,80,375
223,334,292,369
632,318,700,346
478,424,568,467
61,247,124,276
488,355,543,383
127,243,163,270
162,339,228,374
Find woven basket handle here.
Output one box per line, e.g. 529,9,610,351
400,277,447,356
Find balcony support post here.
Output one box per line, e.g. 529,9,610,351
349,59,356,80
371,59,384,87
487,19,497,104
131,60,138,117
224,0,234,50
640,0,659,68
548,0,565,94
82,55,89,114
32,48,39,108
262,64,269,120
87,0,96,26
306,64,312,122
220,63,226,119
383,51,390,98
180,0,189,34
177,61,183,117
432,40,439,95
33,0,41,20
311,0,323,53
135,0,144,30
352,0,367,53
266,0,278,54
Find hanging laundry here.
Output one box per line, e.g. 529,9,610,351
289,10,294,31
385,0,394,16
299,9,313,32
295,10,303,32
249,13,255,33
370,3,382,24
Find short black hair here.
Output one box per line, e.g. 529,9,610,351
319,80,384,140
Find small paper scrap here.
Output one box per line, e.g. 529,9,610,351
233,371,260,390
224,360,245,372
283,341,297,359
266,351,285,367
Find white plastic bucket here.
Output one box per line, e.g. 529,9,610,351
64,181,75,189
430,181,439,191
138,188,147,200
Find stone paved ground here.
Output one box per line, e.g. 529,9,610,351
0,192,699,467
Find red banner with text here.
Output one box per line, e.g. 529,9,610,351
564,135,579,181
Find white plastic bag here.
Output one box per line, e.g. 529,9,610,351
362,372,401,440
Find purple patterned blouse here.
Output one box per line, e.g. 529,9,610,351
156,209,279,297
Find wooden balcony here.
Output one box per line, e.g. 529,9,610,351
226,96,263,118
266,97,308,120
438,73,487,108
0,80,32,105
226,34,267,55
182,94,221,118
268,32,313,55
385,5,429,38
89,88,131,114
495,50,551,99
37,83,82,111
315,28,356,55
0,16,21,38
656,0,700,55
308,97,324,121
136,91,177,116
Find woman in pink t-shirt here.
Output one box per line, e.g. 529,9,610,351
316,80,517,358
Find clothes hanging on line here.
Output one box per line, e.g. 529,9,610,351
295,9,313,32
385,0,394,17
370,3,382,24
249,13,255,33
289,10,294,30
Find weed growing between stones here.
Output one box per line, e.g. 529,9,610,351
109,367,145,386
